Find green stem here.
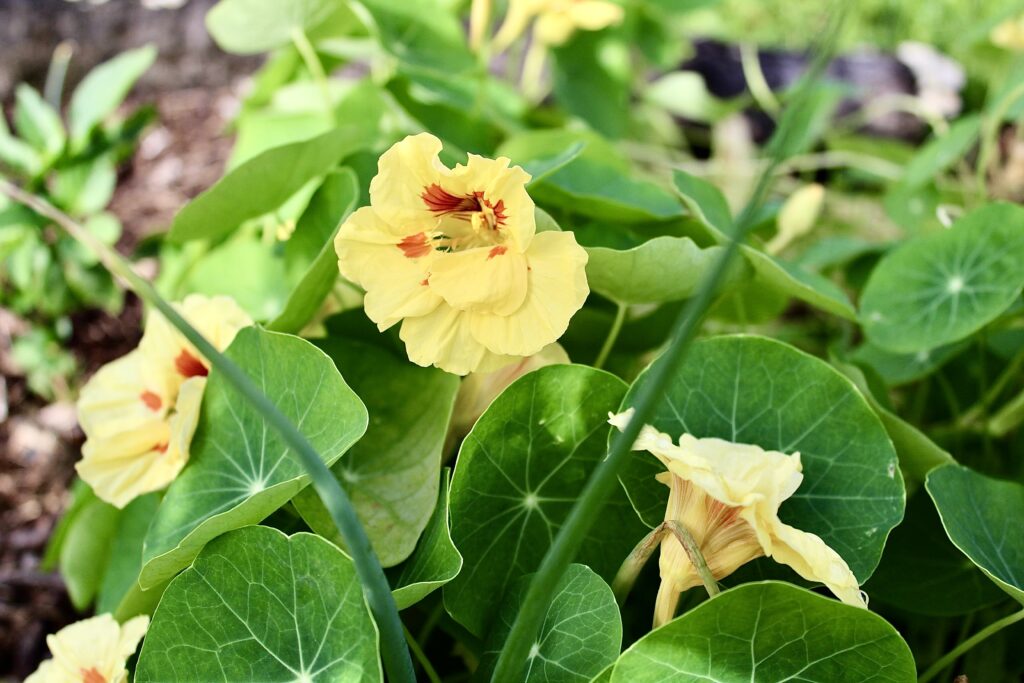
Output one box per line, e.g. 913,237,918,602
488,13,845,679
594,303,626,369
976,80,1024,199
664,521,720,598
918,609,1024,683
739,42,779,115
404,625,442,683
0,180,416,683
291,27,334,121
959,349,1024,428
611,524,667,604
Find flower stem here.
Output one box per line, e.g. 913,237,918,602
404,625,442,683
612,524,667,604
291,27,333,120
487,12,845,679
918,609,1024,683
594,303,626,370
0,180,417,683
664,521,720,598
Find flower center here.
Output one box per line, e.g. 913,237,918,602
412,183,508,254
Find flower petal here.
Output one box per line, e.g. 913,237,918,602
39,614,136,683
370,133,451,229
77,350,172,441
429,245,529,315
469,230,588,356
399,304,488,375
766,520,867,607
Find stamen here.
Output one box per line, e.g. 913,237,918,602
175,350,208,378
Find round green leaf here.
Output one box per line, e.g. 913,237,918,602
445,365,647,637
927,464,1024,604
139,328,368,589
136,526,381,682
619,336,904,582
478,564,622,683
609,581,915,683
292,338,459,566
206,0,360,54
860,202,1024,353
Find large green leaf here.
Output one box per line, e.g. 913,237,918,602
354,0,475,75
741,247,857,320
585,237,743,305
444,365,647,637
136,526,381,682
860,203,1024,353
182,238,290,321
293,338,459,566
59,494,119,610
139,328,368,589
390,469,463,609
608,582,915,683
68,46,156,146
672,169,734,242
478,564,622,683
96,493,160,614
169,127,363,243
927,464,1024,604
619,336,904,582
206,0,360,54
551,31,630,139
866,493,1006,617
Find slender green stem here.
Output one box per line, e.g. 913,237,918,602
976,80,1024,199
488,11,844,679
594,303,627,369
291,27,334,120
0,180,417,683
664,521,720,598
612,524,667,604
960,349,1024,428
919,609,1024,683
44,41,73,109
739,43,779,115
404,625,443,683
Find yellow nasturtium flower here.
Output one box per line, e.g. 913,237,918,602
494,0,624,51
609,409,865,626
992,14,1024,51
26,614,148,683
76,294,252,508
335,133,589,375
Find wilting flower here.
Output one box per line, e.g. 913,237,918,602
992,14,1024,51
609,409,865,626
26,614,148,683
334,133,588,375
76,294,252,508
493,0,624,51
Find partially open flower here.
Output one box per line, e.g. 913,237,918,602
609,409,865,626
493,0,624,51
76,294,251,508
335,133,588,375
26,614,148,683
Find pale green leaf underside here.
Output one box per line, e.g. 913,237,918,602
445,364,648,637
618,336,904,582
293,338,459,567
478,564,622,683
860,202,1024,353
609,582,915,683
742,246,857,320
136,526,382,682
927,464,1024,605
140,328,368,589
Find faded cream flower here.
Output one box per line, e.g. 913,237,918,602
493,0,624,51
26,614,148,683
610,409,865,626
992,14,1024,51
76,294,252,508
334,133,588,375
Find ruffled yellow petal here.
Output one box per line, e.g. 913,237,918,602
336,206,442,330
469,230,589,356
77,350,172,443
28,614,148,683
369,133,452,229
429,246,529,315
399,305,488,375
766,520,865,607
165,375,205,465
492,0,548,51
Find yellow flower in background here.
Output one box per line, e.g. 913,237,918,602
26,614,148,683
77,294,252,508
335,133,589,375
609,409,865,626
494,0,624,51
992,14,1024,51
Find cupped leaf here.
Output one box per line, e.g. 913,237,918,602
866,493,1007,617
478,564,622,683
742,247,857,320
293,338,459,567
585,237,744,305
390,470,463,610
68,45,156,146
139,328,368,589
136,526,382,682
445,365,647,637
206,0,360,54
927,464,1024,604
619,336,904,582
860,202,1024,353
169,127,364,243
608,581,916,683
672,169,734,242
